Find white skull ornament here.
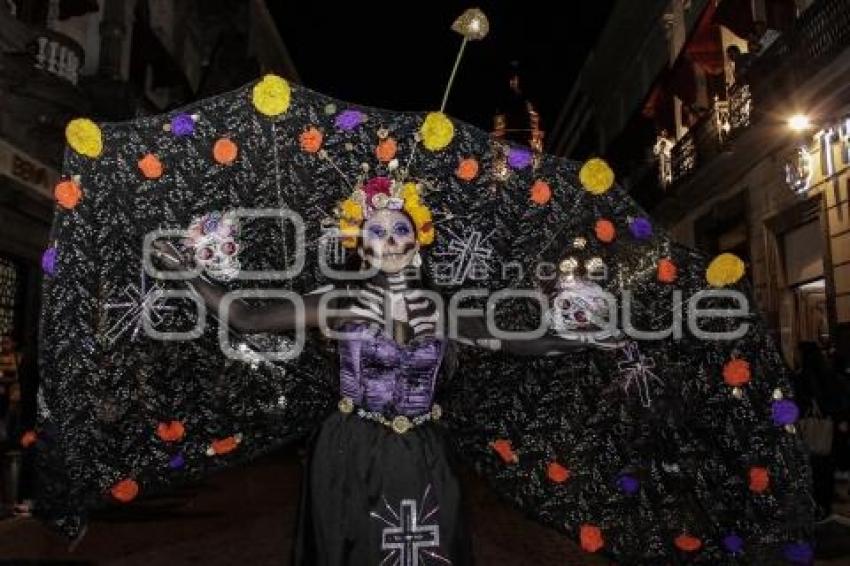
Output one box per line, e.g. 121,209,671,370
184,211,241,281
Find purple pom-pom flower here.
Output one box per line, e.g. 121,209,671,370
171,114,195,136
507,147,533,170
335,110,366,131
169,453,186,469
629,217,653,240
783,542,813,564
617,473,640,495
723,533,744,554
41,246,57,277
772,399,800,426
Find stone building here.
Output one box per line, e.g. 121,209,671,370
553,0,849,366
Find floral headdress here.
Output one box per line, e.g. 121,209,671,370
336,173,435,249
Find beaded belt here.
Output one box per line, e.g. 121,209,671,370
337,397,442,434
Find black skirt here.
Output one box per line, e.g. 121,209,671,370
293,410,474,565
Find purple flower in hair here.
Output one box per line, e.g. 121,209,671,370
772,399,800,426
723,533,744,554
783,542,813,564
629,217,653,240
507,147,533,169
42,246,57,277
335,110,366,131
171,114,195,136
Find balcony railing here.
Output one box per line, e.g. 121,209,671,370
33,32,83,85
661,0,849,187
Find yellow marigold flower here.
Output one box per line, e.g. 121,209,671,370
339,217,361,235
65,118,103,158
339,199,363,221
405,203,432,227
420,112,454,151
706,253,746,287
579,158,615,195
400,182,420,205
417,226,435,246
252,74,291,117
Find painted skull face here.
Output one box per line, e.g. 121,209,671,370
359,209,418,274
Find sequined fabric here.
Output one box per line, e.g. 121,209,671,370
338,322,443,416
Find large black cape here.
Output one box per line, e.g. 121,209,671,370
36,76,814,564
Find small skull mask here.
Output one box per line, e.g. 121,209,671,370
547,276,612,333
184,211,241,281
359,209,418,274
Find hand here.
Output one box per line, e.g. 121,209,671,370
151,240,189,271
554,330,628,351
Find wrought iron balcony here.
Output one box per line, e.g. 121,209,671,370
661,0,849,187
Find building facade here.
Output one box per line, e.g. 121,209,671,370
554,0,850,366
0,0,297,349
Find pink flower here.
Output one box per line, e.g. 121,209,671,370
363,176,392,205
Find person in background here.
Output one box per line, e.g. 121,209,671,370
793,341,849,521
829,334,850,492
725,45,753,86
12,333,38,516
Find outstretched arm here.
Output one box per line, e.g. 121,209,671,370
151,242,355,333
453,312,625,356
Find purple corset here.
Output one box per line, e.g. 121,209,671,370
338,323,444,417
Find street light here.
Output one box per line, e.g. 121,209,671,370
788,113,812,132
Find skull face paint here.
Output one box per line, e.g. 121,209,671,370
359,209,418,274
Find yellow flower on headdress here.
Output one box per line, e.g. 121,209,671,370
65,118,103,158
339,198,363,222
339,218,361,248
252,74,291,117
400,182,421,206
418,227,435,246
420,112,454,151
404,202,435,246
706,253,746,287
579,158,615,195
406,203,431,227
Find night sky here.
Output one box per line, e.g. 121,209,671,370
270,1,614,138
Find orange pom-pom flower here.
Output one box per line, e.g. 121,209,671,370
54,179,82,209
138,153,163,179
530,180,552,204
156,421,185,443
375,138,397,162
491,439,518,464
657,258,678,283
675,533,702,552
213,138,238,165
723,359,751,387
580,524,604,553
209,435,240,455
110,478,139,503
547,461,571,483
594,219,616,243
749,466,769,493
456,157,479,181
299,127,323,153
